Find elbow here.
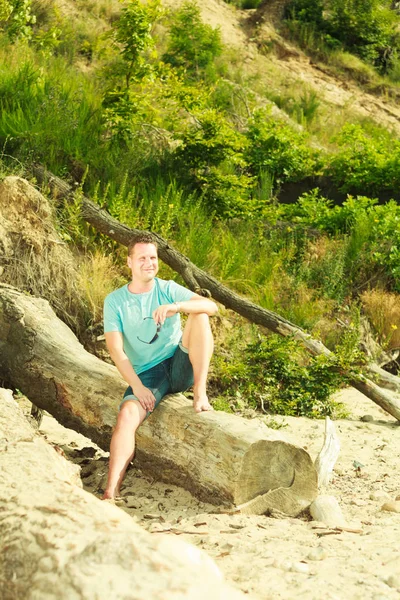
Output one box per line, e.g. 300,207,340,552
208,301,218,316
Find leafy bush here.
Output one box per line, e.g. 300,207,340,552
280,189,400,292
213,332,359,417
171,108,254,216
245,110,319,187
162,1,222,79
0,0,35,41
285,0,398,72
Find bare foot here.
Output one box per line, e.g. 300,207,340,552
193,395,213,413
102,488,120,501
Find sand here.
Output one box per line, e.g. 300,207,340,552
31,387,400,600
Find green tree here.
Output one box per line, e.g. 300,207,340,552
109,0,160,87
162,1,222,79
329,0,396,67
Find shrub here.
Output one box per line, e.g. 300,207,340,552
285,0,398,71
327,123,396,195
245,110,319,188
162,1,222,79
171,109,254,216
213,332,357,417
280,189,400,292
0,0,35,41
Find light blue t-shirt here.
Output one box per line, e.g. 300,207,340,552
103,278,195,374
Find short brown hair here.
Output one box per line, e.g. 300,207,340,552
128,233,158,256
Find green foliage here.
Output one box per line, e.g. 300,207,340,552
285,0,398,72
172,108,254,216
327,123,400,197
214,330,361,417
107,0,160,86
162,1,222,79
0,0,35,41
266,89,320,126
280,188,400,292
0,59,103,175
245,110,319,187
329,0,396,68
221,0,262,7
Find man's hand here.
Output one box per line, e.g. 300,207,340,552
132,383,156,412
152,303,178,324
193,394,213,413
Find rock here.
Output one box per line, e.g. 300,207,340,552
360,415,374,422
290,562,310,574
310,495,347,528
380,501,400,513
396,494,400,501
273,559,293,572
369,491,391,501
125,496,139,508
147,522,166,533
307,547,327,561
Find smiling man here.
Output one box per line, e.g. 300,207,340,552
102,233,218,500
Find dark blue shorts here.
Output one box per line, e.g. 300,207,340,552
120,343,194,413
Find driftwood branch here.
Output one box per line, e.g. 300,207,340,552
314,417,340,488
32,165,400,421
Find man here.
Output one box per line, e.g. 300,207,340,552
102,233,218,500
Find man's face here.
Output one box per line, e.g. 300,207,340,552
127,243,159,283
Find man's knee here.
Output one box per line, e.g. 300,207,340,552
186,312,211,328
117,400,144,430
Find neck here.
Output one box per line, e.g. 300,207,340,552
128,278,155,294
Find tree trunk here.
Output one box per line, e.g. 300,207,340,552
0,284,318,515
0,388,246,600
32,165,400,422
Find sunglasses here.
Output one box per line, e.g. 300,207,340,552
137,317,162,344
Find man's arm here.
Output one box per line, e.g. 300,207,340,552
152,295,218,324
105,331,156,412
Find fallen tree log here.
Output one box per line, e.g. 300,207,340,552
32,165,400,421
0,283,317,515
0,388,245,600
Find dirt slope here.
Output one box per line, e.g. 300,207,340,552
164,0,400,135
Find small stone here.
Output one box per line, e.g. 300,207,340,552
360,414,374,422
395,494,400,501
381,501,400,513
273,559,292,571
307,547,327,561
386,574,400,590
147,522,165,533
370,491,391,501
290,562,310,574
125,496,140,508
39,557,54,573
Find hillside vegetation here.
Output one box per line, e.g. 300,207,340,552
0,0,399,417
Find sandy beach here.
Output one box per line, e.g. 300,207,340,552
29,387,400,600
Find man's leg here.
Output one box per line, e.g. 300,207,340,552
181,313,214,413
102,400,146,500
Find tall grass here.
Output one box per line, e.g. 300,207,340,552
361,290,400,350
